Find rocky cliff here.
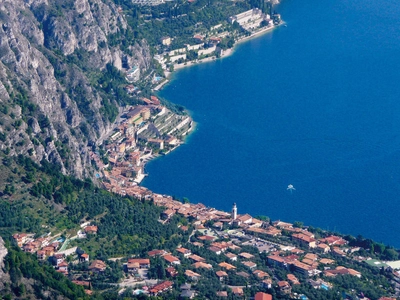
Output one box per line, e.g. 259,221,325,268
0,237,9,290
0,0,152,178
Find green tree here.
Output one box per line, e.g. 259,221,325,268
383,248,399,261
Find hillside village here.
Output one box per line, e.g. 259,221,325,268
12,198,400,299
29,6,400,298
88,94,193,192
3,1,400,299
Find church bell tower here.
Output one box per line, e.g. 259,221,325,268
232,203,237,220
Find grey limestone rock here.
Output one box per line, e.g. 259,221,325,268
0,236,9,286
0,0,152,178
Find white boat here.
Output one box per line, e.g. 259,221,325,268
287,184,295,191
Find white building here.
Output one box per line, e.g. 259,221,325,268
126,66,140,82
170,53,187,63
229,9,268,31
198,46,216,56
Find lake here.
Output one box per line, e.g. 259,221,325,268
143,0,400,247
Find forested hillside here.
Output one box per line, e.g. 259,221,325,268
0,153,190,299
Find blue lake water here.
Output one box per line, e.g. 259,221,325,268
143,0,400,247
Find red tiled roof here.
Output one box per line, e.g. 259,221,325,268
176,247,190,254
128,258,150,265
198,235,216,241
149,281,173,294
185,269,201,278
84,225,98,233
239,252,254,259
148,249,167,257
216,271,228,277
292,233,316,243
89,260,107,271
188,254,205,262
255,292,273,300
163,254,180,263
192,262,212,269
218,262,236,270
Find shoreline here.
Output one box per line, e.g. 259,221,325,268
172,23,282,72
138,119,198,185
236,22,282,44
135,118,197,185
102,21,286,224
99,17,399,249
140,24,283,184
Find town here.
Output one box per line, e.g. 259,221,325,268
3,1,400,299
12,198,400,299
12,6,395,299
89,94,193,192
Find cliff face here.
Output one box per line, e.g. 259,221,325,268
0,237,9,288
0,0,152,178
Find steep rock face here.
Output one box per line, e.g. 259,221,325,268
0,237,9,289
0,0,152,178
30,0,129,68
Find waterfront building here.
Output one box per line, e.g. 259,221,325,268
198,46,216,56
169,53,187,63
148,138,164,150
229,8,267,31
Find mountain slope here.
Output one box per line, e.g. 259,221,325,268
0,0,151,178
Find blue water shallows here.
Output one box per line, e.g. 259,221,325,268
144,0,400,247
